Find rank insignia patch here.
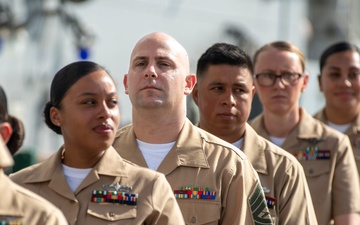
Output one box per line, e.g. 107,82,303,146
174,186,216,200
249,183,273,224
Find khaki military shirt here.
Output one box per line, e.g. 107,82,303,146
314,108,360,176
243,124,317,225
113,119,273,225
250,108,360,225
10,146,184,225
0,171,68,225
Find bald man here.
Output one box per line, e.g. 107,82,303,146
113,32,273,225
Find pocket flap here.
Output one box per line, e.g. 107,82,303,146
178,200,220,224
301,160,330,177
87,202,137,221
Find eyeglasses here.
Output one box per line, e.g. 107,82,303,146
254,72,303,86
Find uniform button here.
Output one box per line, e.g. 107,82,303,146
190,216,196,224
109,212,115,217
70,200,77,204
309,169,314,174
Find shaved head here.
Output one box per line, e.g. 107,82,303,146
130,32,190,74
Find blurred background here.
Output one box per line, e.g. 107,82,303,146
0,0,359,168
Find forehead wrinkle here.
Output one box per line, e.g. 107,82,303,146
132,32,190,73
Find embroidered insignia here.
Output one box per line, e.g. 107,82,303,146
174,186,216,200
294,147,331,160
262,187,270,194
265,196,276,209
305,138,325,145
91,182,137,205
249,183,273,224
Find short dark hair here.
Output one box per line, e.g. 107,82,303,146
43,61,109,134
0,85,25,155
196,43,253,81
319,41,360,73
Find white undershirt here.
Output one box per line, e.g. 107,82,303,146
62,164,92,192
232,138,244,150
326,121,351,133
137,139,175,171
269,136,286,147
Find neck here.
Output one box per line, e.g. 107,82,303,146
262,108,300,137
199,120,245,144
132,107,186,143
325,105,359,124
61,147,105,168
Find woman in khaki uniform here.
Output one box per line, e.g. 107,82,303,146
192,43,317,225
249,41,360,225
313,42,360,177
0,137,68,225
10,61,184,225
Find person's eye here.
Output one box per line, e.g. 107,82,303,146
234,88,246,93
349,71,360,80
283,73,296,80
159,61,171,67
109,98,118,106
83,99,96,105
211,86,223,91
135,61,146,67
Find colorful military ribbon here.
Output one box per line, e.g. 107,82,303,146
0,220,23,225
91,190,138,205
294,147,330,160
174,186,216,200
265,196,276,209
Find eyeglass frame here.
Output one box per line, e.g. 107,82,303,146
254,72,304,87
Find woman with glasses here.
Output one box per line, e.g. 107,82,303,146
249,41,360,225
313,42,360,178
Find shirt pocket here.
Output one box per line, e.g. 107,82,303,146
301,160,331,204
177,200,220,225
86,202,137,223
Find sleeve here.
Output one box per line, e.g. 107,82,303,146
221,157,273,225
333,135,360,216
277,161,318,225
149,173,185,225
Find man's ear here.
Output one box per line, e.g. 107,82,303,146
192,83,199,106
0,122,13,144
318,74,323,92
184,74,197,95
123,74,129,95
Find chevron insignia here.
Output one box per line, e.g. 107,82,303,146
249,183,273,225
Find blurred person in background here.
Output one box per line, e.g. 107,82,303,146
314,41,360,177
192,42,317,225
0,85,25,156
10,61,184,225
0,133,67,224
249,41,360,225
